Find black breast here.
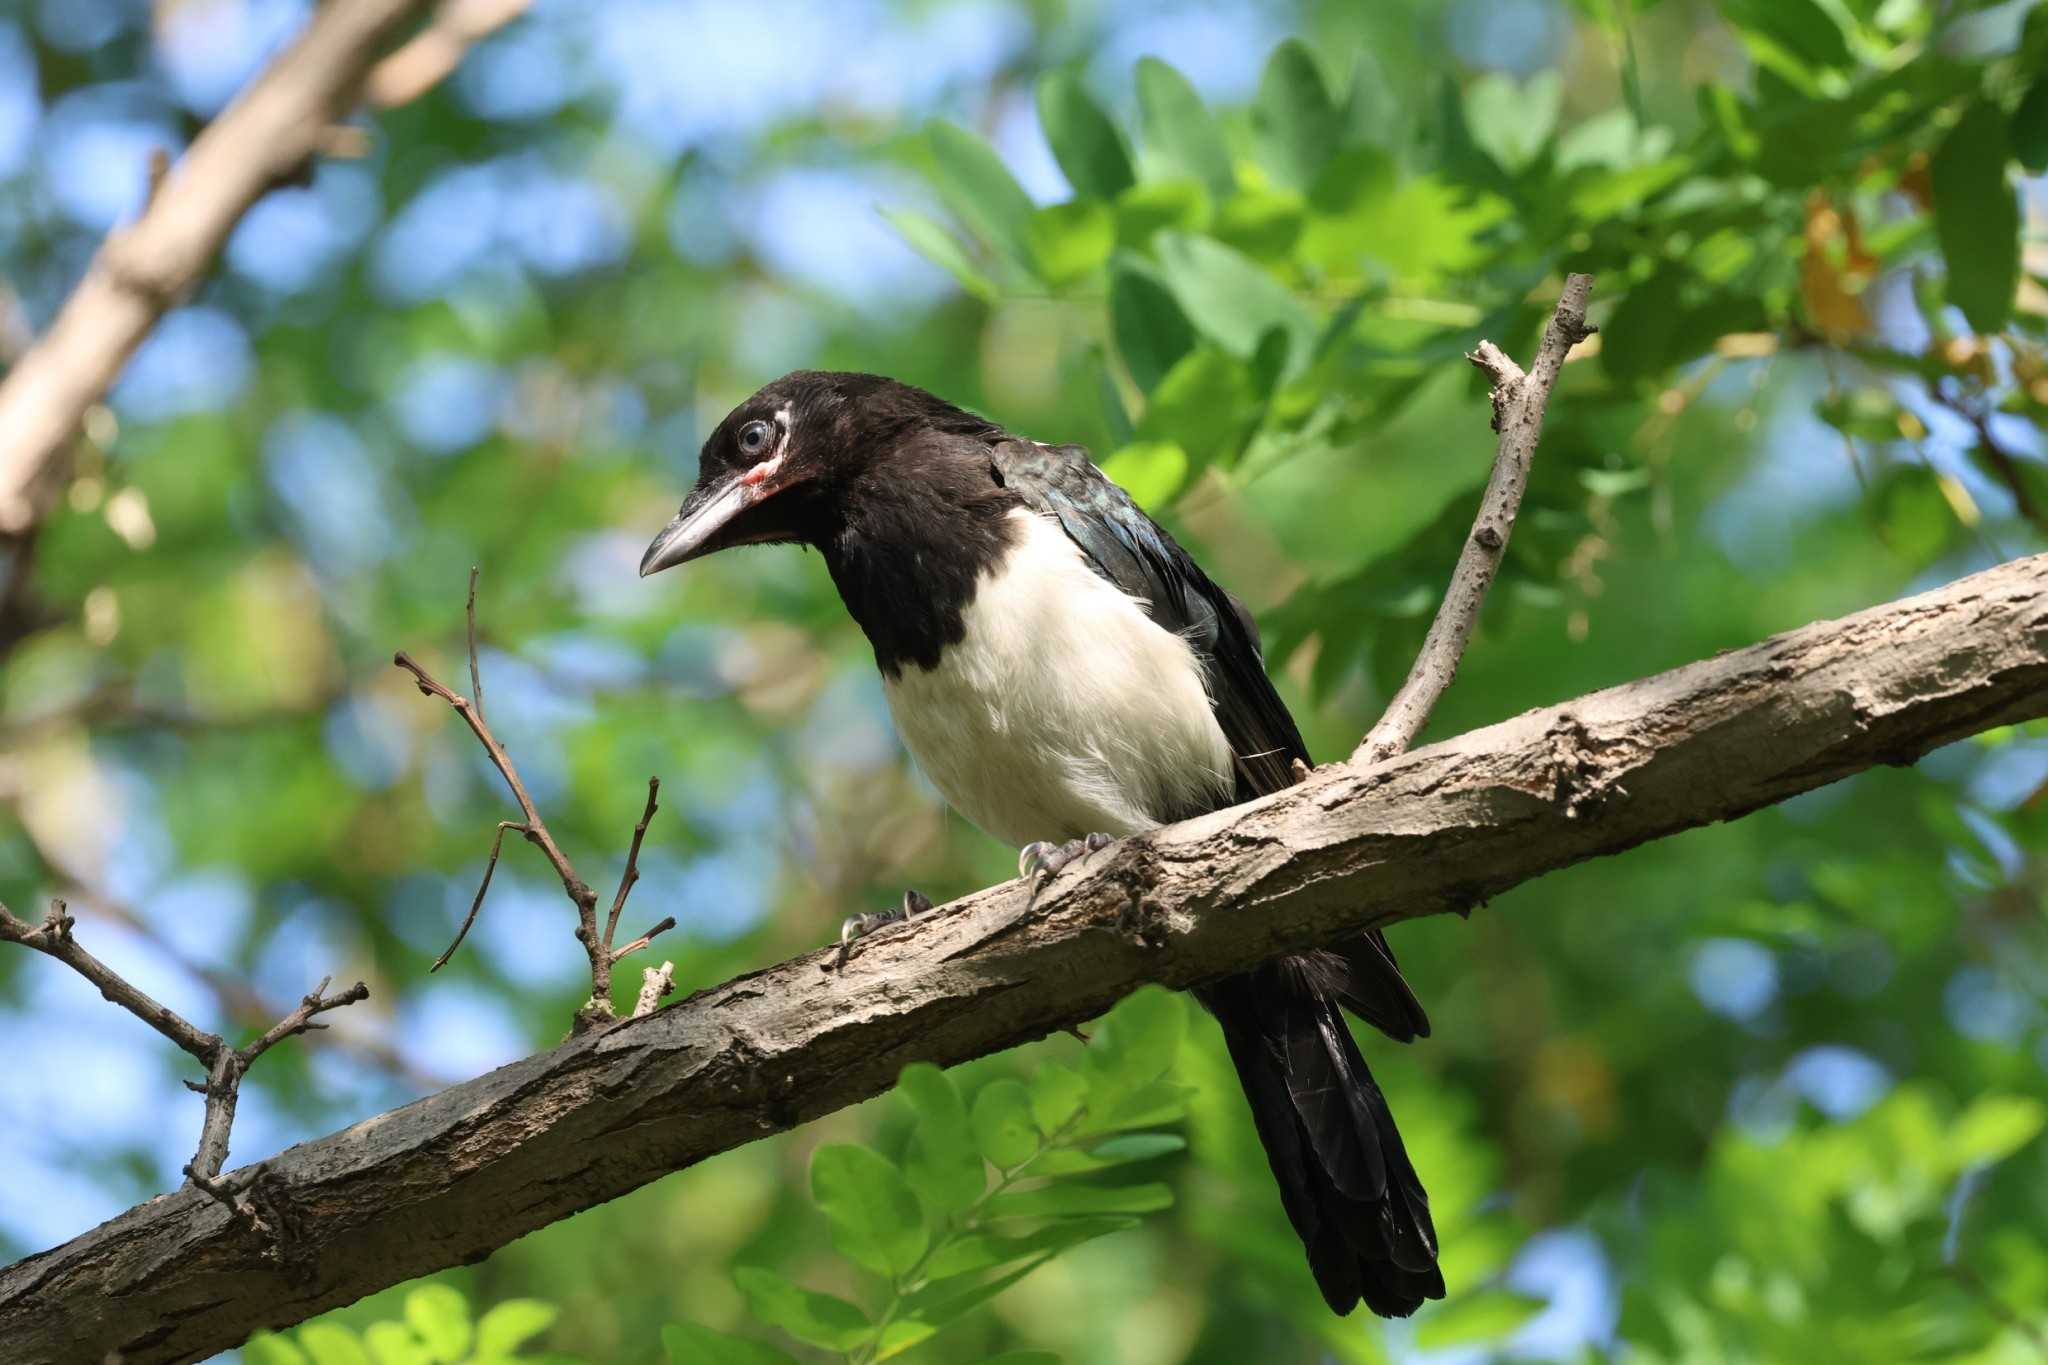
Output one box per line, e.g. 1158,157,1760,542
820,436,1024,676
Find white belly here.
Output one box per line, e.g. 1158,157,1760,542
882,509,1234,848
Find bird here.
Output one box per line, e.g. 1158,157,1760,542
639,369,1444,1318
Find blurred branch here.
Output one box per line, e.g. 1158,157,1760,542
396,574,671,1029
0,896,366,1209
0,0,519,538
9,551,2047,1362
1355,273,1595,766
365,0,531,107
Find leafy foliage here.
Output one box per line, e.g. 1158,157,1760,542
246,1286,572,1365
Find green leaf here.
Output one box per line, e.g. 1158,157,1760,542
1932,100,2021,333
982,1355,1063,1365
1463,70,1563,172
1028,1063,1089,1135
900,1253,1054,1327
244,1334,313,1365
1213,187,1308,262
1086,987,1185,1098
1718,0,1852,74
1151,232,1315,375
732,1267,872,1352
1110,262,1196,393
971,1079,1041,1170
872,1320,939,1361
1080,1080,1198,1136
2013,73,2048,174
405,1285,472,1364
983,1181,1176,1219
1099,441,1189,507
881,209,999,302
475,1300,559,1358
898,1063,986,1215
363,1323,431,1365
1053,1133,1188,1173
661,1322,804,1365
1113,179,1209,248
1413,1289,1547,1347
923,1217,1139,1279
1251,39,1342,188
299,1324,373,1365
1949,1095,2047,1166
1137,347,1258,472
926,121,1040,280
1135,57,1234,199
1037,70,1135,200
1027,201,1116,287
811,1144,929,1277
1601,267,1684,384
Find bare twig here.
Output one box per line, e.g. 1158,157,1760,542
632,961,676,1018
0,0,520,538
604,777,661,950
1354,273,1596,766
365,0,532,108
465,564,487,722
397,576,672,1028
611,916,678,963
430,820,527,972
0,896,365,1191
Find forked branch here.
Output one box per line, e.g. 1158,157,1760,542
395,572,671,1029
1355,273,1596,765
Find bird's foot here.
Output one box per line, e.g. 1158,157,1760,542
834,889,935,971
1019,832,1115,910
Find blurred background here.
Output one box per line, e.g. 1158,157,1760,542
3,0,2048,1361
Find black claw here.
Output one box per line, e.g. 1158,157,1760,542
833,889,935,970
1018,833,1116,911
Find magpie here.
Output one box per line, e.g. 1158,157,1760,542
640,370,1444,1317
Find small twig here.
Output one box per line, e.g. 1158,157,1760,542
182,1165,267,1235
432,820,526,972
632,961,676,1018
0,898,222,1060
1953,399,2047,537
604,778,661,951
1353,273,1595,766
465,564,486,723
610,916,678,964
398,574,672,1031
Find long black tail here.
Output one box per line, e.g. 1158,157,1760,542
1197,944,1444,1317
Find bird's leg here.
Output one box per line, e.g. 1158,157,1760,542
1019,832,1115,910
835,889,935,970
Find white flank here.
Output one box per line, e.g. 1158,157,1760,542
883,509,1233,847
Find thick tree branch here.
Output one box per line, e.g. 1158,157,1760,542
1356,274,1595,765
6,553,2045,1364
0,0,522,536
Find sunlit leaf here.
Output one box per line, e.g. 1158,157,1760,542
1251,39,1342,188
811,1144,929,1277
926,120,1041,280
404,1285,472,1364
972,1079,1041,1170
732,1267,871,1352
1037,70,1135,200
982,1181,1176,1219
1027,201,1116,287
1136,57,1235,198
898,1063,987,1215
244,1334,313,1365
881,209,1000,302
300,1324,373,1365
474,1299,558,1358
1099,441,1189,507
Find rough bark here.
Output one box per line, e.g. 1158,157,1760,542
4,553,2046,1363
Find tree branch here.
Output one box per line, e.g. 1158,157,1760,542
1355,274,1596,765
7,552,2045,1364
0,0,521,536
0,897,366,1206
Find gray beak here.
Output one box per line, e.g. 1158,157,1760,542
638,477,758,577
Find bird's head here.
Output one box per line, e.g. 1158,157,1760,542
639,370,997,577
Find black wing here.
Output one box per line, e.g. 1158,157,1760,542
988,439,1307,803
988,438,1428,1042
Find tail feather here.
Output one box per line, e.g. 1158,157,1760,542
1199,955,1445,1318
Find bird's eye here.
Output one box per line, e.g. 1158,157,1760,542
738,420,773,456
